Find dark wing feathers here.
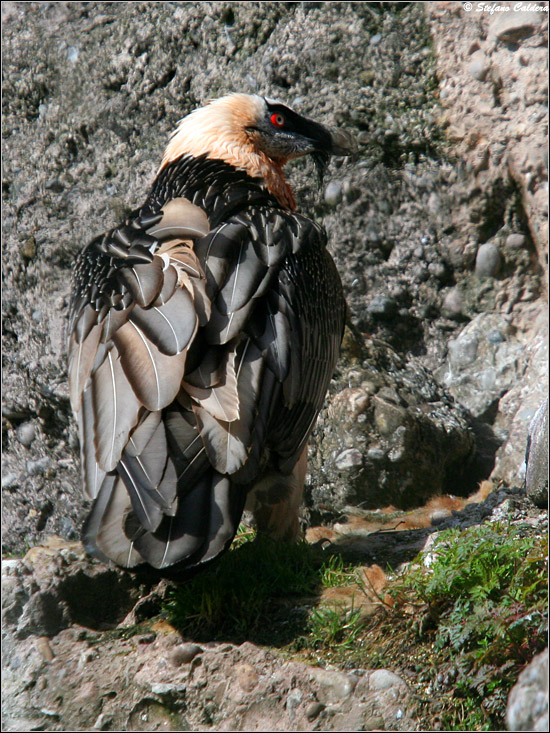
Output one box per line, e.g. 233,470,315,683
70,160,345,573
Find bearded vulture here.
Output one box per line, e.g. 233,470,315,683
68,93,355,573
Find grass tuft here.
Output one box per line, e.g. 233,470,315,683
163,519,547,731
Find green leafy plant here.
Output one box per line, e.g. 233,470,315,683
390,522,548,730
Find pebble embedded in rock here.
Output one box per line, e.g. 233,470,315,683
469,52,490,81
448,334,479,368
367,447,386,462
169,643,203,666
309,668,357,704
490,11,542,43
487,329,506,344
26,457,51,476
506,233,526,249
334,448,363,470
324,180,342,206
428,261,446,279
475,242,501,278
305,701,325,721
2,473,19,489
442,287,464,319
365,223,381,244
16,422,36,447
367,296,397,319
373,398,407,436
20,236,37,260
234,663,259,692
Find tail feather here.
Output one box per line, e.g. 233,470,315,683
82,402,245,572
83,474,143,568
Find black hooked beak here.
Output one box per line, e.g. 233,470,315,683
310,125,357,184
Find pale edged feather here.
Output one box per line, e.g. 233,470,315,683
204,302,253,345
113,320,187,411
189,276,212,326
126,411,162,457
77,386,106,500
152,264,178,306
117,257,164,307
184,345,227,389
146,196,210,240
215,241,267,316
73,303,99,344
93,477,144,568
248,299,291,383
162,242,205,279
192,340,263,474
194,473,245,565
132,471,213,569
124,415,177,512
182,346,239,422
91,347,142,472
118,458,164,532
129,288,198,356
195,221,246,296
82,473,118,563
101,305,133,343
68,324,102,412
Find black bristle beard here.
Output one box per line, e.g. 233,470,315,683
312,150,330,186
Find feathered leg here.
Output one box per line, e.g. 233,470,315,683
245,445,308,542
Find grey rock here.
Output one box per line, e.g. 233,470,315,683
487,329,506,344
367,296,398,319
448,333,479,368
525,399,548,508
506,648,548,732
437,314,524,419
309,667,357,704
369,669,407,691
1,473,19,489
491,308,548,485
305,701,325,721
475,242,501,278
490,11,543,43
428,261,446,279
373,397,407,436
308,339,479,513
26,457,51,476
2,538,154,639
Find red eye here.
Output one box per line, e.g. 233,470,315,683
270,113,285,128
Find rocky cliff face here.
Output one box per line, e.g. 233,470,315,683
2,2,547,731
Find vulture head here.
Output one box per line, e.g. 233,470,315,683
161,93,356,209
